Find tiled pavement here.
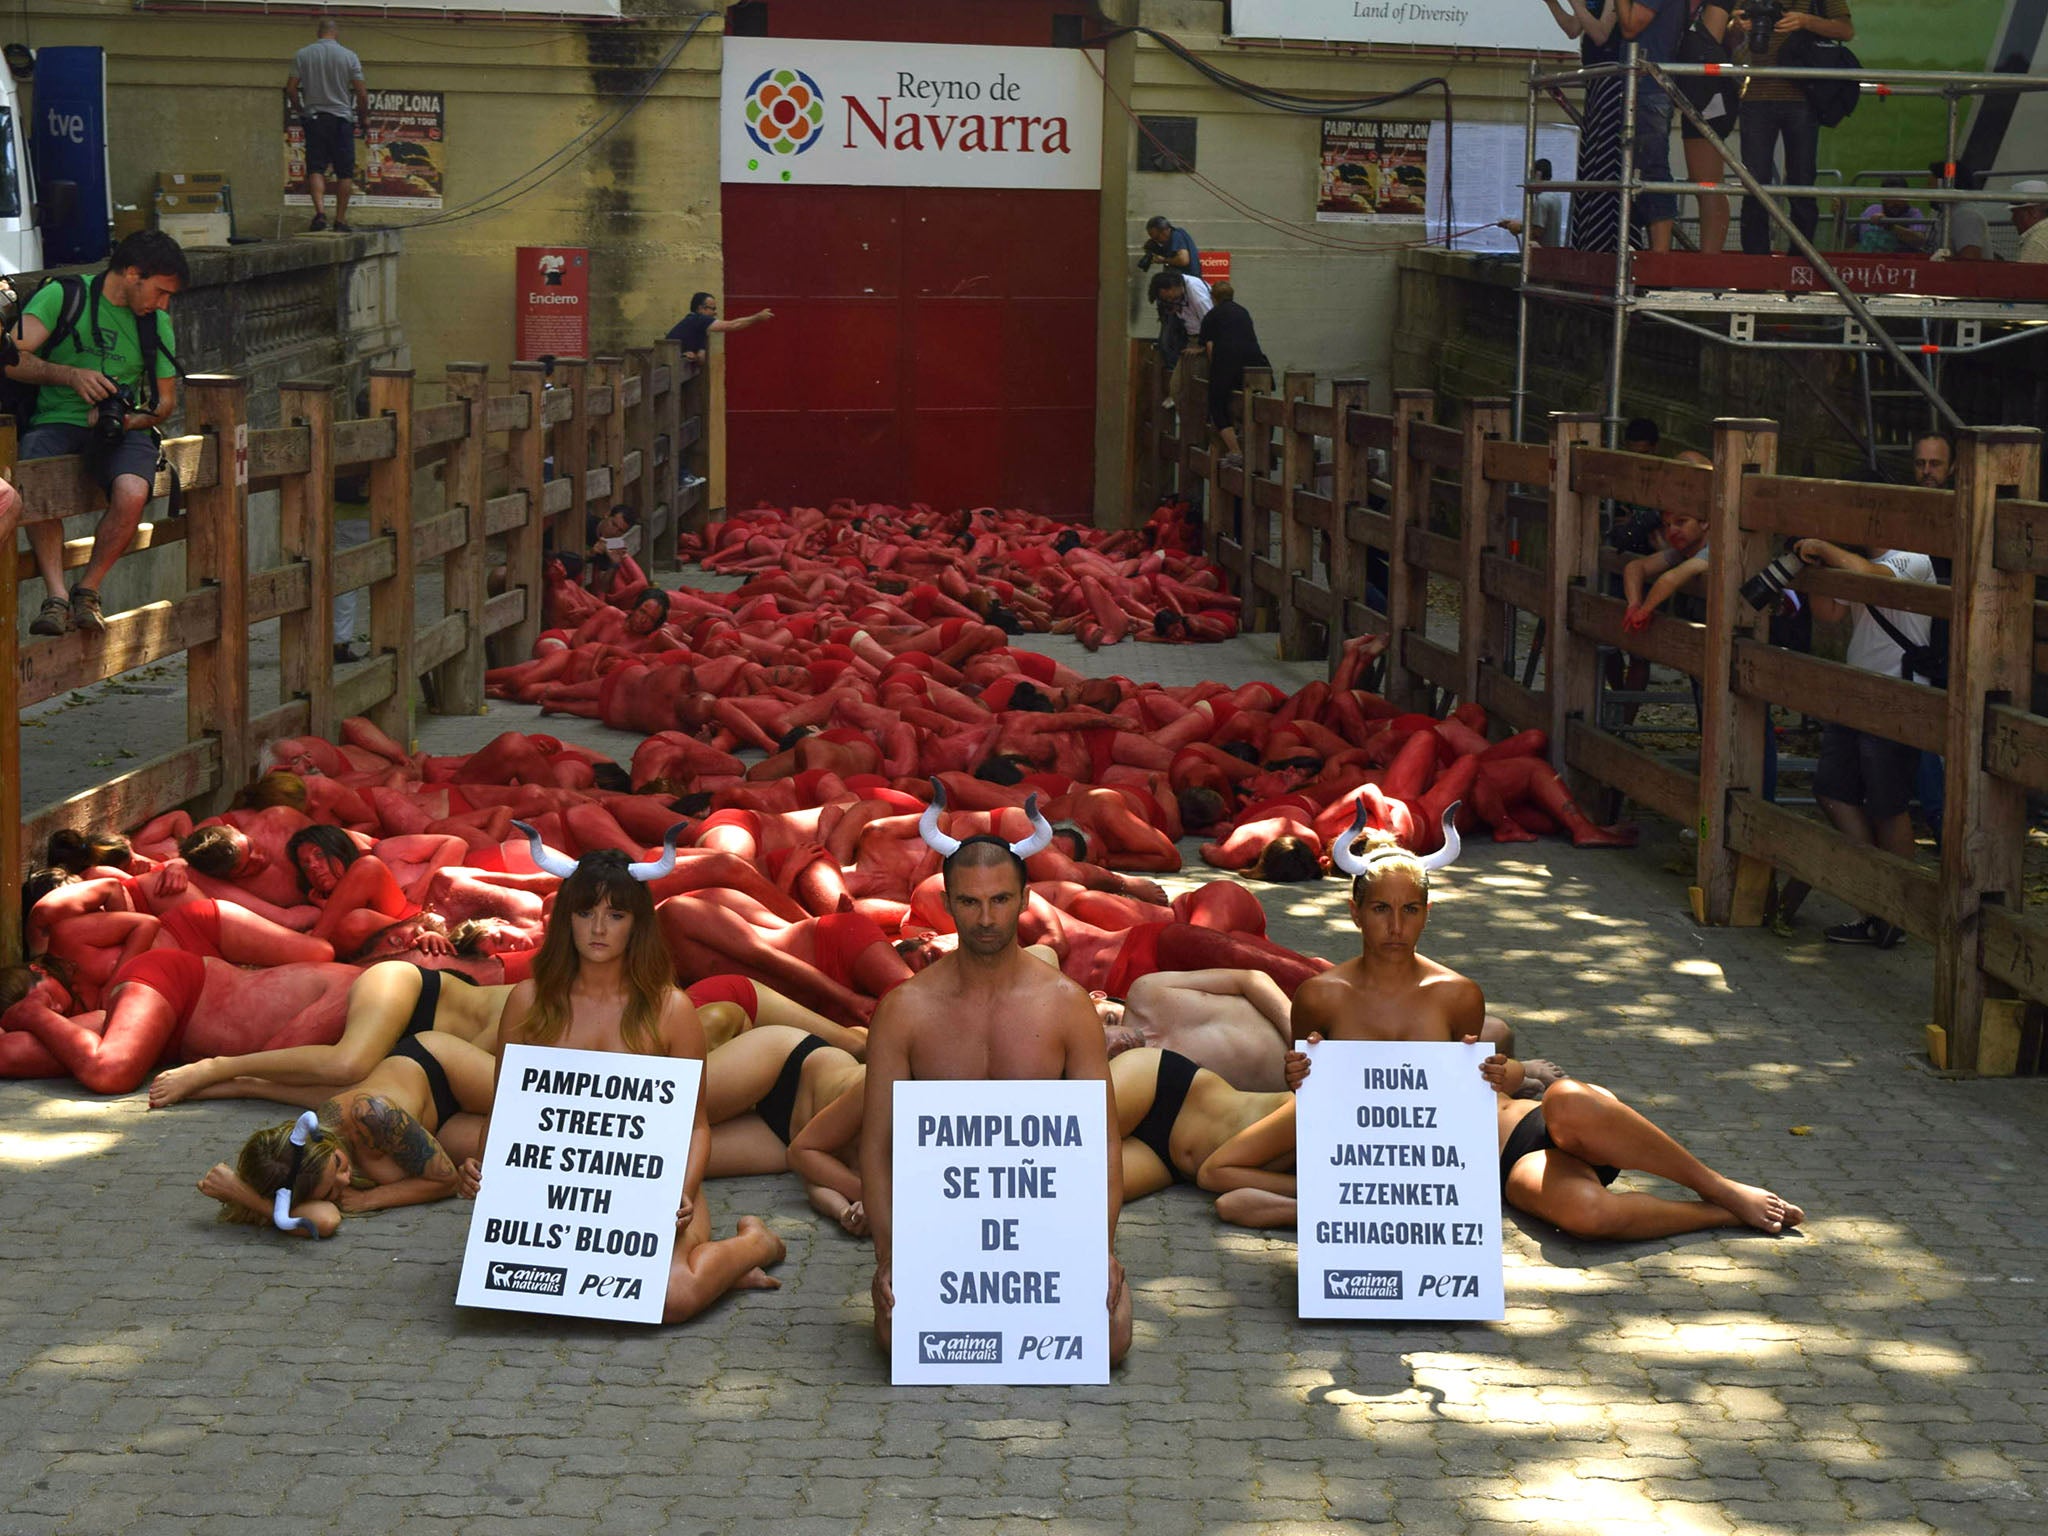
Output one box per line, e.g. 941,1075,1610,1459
4,616,2046,1534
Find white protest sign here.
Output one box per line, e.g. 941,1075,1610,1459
457,1044,701,1324
890,1080,1109,1384
721,38,1104,190
1296,1040,1503,1320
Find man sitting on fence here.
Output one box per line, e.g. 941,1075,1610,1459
1792,533,1938,948
7,229,187,637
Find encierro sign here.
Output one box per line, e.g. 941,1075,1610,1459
720,38,1104,190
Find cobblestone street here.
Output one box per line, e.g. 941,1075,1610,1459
4,629,2045,1535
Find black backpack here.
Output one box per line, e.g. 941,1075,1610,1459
1784,33,1863,129
0,272,178,436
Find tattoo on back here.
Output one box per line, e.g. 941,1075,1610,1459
348,1095,455,1181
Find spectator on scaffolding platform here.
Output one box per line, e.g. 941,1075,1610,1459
1732,0,1855,255
1612,0,1688,252
7,229,186,639
1792,532,1935,948
1853,178,1932,253
2009,181,2048,263
1932,165,1989,260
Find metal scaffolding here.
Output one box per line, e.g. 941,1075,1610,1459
1513,55,2048,449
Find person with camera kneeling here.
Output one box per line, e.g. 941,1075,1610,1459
1791,534,1935,948
7,229,186,637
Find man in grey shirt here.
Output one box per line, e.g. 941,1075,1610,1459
287,19,369,233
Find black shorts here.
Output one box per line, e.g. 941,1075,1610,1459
304,113,356,179
1814,722,1920,821
20,422,159,492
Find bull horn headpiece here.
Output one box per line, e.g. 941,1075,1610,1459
920,778,1056,859
1331,800,1463,877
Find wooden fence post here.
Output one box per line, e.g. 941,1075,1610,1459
1278,372,1316,660
437,362,489,715
1325,378,1371,677
1545,412,1605,790
1384,389,1436,709
1459,398,1511,704
0,413,19,965
624,345,655,560
1937,427,2044,1072
1239,365,1274,623
277,380,336,741
184,376,250,816
1696,419,1780,925
552,357,589,558
366,367,415,745
494,362,547,666
592,355,626,520
1175,338,1203,508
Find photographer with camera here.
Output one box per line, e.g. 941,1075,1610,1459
1139,218,1202,404
6,229,186,637
1732,0,1854,255
1789,532,1933,947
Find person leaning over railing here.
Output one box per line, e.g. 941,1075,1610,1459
1789,531,1935,949
5,229,186,638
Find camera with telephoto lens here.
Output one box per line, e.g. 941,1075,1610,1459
1745,0,1786,55
1740,542,1805,613
1606,503,1665,556
91,385,137,451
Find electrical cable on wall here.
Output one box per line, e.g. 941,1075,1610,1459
1085,5,1460,248
378,8,712,232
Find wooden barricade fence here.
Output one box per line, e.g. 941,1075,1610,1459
1132,373,2046,1074
0,345,709,968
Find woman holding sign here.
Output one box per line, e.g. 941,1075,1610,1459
461,842,786,1321
1288,830,1806,1241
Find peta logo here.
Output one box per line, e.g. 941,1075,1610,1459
1018,1336,1083,1361
1323,1269,1403,1302
1418,1274,1480,1299
918,1331,1002,1365
484,1262,567,1296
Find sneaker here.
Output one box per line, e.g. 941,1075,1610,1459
333,642,363,664
308,214,328,233
1875,922,1905,950
334,221,353,234
1824,918,1882,945
29,596,68,636
69,586,105,633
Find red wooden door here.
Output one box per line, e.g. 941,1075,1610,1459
724,182,1098,518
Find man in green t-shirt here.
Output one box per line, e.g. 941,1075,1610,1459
6,229,187,635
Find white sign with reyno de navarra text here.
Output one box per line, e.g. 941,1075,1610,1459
891,1079,1110,1384
1296,1039,1503,1320
721,37,1103,190
457,1044,702,1324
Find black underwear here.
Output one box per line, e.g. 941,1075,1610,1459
1499,1105,1619,1190
390,1033,461,1130
402,964,474,1041
759,1034,827,1145
1130,1048,1200,1180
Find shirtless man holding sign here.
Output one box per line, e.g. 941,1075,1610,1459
1287,814,1803,1242
861,790,1133,1363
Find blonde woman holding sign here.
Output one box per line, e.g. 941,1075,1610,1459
459,829,785,1321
